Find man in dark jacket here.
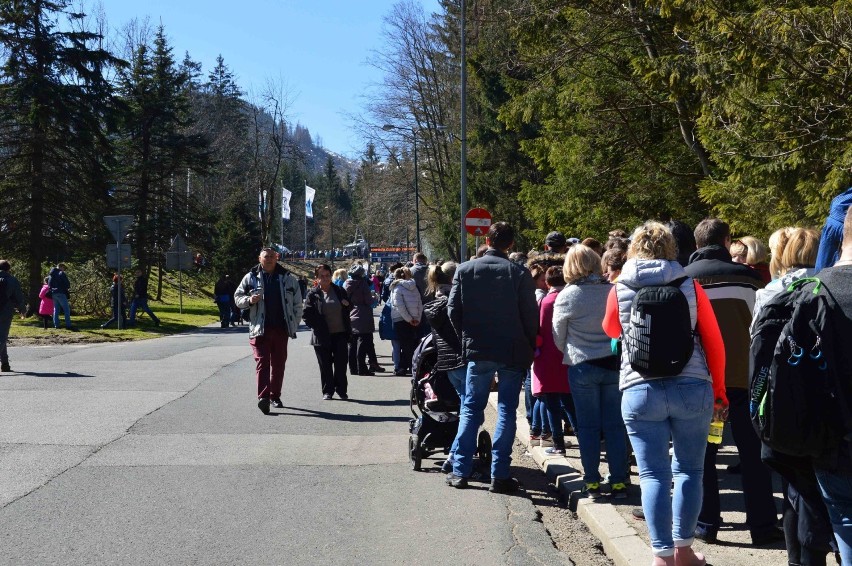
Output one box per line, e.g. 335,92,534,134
0,260,27,372
48,263,73,330
129,269,160,327
446,221,539,493
684,218,780,546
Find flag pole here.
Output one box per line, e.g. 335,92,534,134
304,180,308,256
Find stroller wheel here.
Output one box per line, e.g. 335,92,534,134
408,434,422,471
477,430,492,468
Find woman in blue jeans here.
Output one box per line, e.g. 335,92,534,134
602,222,728,566
552,245,629,498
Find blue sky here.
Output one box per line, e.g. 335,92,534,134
98,0,443,158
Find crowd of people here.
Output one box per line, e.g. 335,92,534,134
3,187,852,566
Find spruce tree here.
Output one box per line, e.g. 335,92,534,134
0,0,122,306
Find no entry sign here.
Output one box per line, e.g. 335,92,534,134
464,208,492,236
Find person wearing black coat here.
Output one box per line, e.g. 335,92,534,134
343,264,383,375
302,264,353,400
422,261,465,473
101,274,128,329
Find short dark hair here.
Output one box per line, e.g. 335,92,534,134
694,218,730,248
413,252,427,263
314,264,332,277
488,221,514,251
545,265,565,287
0,260,9,271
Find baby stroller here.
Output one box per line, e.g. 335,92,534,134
408,333,492,472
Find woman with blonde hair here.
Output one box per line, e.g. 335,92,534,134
752,227,820,327
768,227,796,280
730,236,770,283
602,221,727,566
552,244,629,497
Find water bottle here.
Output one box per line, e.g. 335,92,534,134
708,420,724,444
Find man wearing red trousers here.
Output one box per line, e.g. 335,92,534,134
235,248,303,414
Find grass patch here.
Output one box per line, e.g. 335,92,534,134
9,268,224,345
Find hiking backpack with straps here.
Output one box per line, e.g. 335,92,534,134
749,277,852,458
620,277,695,377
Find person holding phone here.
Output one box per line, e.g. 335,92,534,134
234,247,303,414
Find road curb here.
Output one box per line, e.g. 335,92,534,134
488,392,650,566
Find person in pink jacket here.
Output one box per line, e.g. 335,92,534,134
38,277,54,329
531,266,574,455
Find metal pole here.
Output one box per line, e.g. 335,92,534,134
330,207,335,268
413,130,420,252
460,0,468,263
179,267,183,314
304,180,308,257
116,235,122,330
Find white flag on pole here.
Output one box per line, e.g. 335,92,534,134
305,185,316,219
281,188,292,220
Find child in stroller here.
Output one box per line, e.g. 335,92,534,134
408,333,491,472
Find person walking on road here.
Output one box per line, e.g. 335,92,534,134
234,248,303,415
129,269,160,327
343,263,382,376
303,264,352,400
0,260,27,372
446,221,539,493
48,263,74,330
214,274,236,328
602,221,728,566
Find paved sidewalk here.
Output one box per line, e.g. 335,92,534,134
491,393,789,566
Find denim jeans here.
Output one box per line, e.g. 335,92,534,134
621,376,713,556
445,367,467,466
391,340,400,371
524,371,533,425
129,297,159,325
453,360,525,480
570,361,629,484
52,292,71,328
815,468,852,564
541,393,566,449
531,398,551,436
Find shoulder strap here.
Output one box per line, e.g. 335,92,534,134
668,276,688,288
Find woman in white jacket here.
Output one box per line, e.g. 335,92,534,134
390,267,423,376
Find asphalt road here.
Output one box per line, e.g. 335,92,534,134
0,324,571,565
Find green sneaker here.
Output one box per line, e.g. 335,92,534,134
583,482,602,499
611,482,628,499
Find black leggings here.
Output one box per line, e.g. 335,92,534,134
394,321,418,372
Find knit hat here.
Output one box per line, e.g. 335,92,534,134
348,264,366,279
815,187,852,270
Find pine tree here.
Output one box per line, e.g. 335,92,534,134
0,0,122,306
113,26,209,273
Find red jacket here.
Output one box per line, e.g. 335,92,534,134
532,288,570,395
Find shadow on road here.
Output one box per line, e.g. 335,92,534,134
18,371,93,378
279,405,410,423
347,399,409,407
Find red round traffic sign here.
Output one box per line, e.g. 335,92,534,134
464,208,492,236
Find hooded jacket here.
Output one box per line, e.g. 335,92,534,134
343,276,375,334
447,248,539,369
48,267,70,296
234,263,303,339
423,284,463,372
532,286,569,395
390,279,422,323
685,245,764,389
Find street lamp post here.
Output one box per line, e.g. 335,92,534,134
382,124,420,253
460,0,468,262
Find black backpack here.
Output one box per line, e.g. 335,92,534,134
750,277,852,458
620,277,694,377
